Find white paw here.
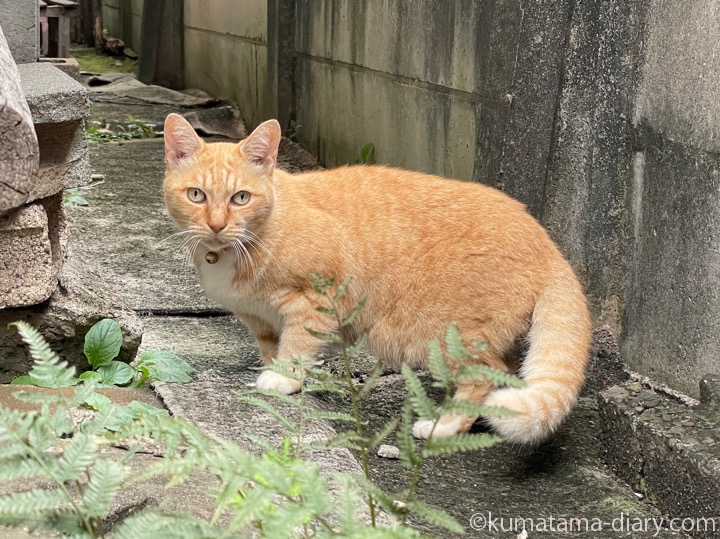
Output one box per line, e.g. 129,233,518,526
255,370,301,394
412,416,462,439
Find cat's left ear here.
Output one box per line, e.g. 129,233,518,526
240,120,281,173
164,113,204,169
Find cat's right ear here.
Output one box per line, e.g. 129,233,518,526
164,113,203,169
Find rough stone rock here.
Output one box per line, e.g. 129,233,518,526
0,195,64,309
18,63,91,124
0,0,38,64
599,382,720,539
0,26,39,215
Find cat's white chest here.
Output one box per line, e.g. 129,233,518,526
196,250,283,331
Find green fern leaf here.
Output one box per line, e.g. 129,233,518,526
444,322,468,361
396,401,420,469
357,359,385,400
9,322,78,388
0,458,47,482
235,395,298,432
405,498,465,533
401,364,437,420
422,433,504,457
334,277,352,300
332,473,364,533
113,511,223,539
456,364,525,388
427,338,452,389
303,410,359,423
56,432,98,482
341,293,367,327
441,398,521,418
367,416,400,451
0,488,71,518
80,458,126,518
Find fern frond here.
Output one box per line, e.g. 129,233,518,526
405,498,464,534
400,365,437,420
456,364,525,388
113,511,223,539
80,458,126,518
235,395,297,432
9,322,78,388
396,401,420,469
440,398,521,419
341,293,367,327
332,473,364,533
444,322,468,361
427,339,452,389
303,410,359,424
238,388,301,408
0,488,71,518
367,416,400,451
0,458,47,482
309,431,365,451
56,432,98,482
357,359,385,400
421,433,504,457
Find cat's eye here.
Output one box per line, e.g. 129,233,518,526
231,190,251,205
187,188,206,203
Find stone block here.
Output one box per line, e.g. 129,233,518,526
18,62,90,124
38,57,81,81
29,120,90,201
0,285,144,383
0,25,39,215
0,0,38,64
0,196,64,309
599,382,720,538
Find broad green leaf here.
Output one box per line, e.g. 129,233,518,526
135,350,193,383
96,361,135,386
84,392,112,411
84,319,123,368
10,376,36,386
79,371,102,383
127,401,168,418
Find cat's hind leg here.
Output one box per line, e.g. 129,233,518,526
412,380,494,439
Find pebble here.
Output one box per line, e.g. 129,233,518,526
377,444,400,459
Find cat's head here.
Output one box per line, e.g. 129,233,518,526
162,114,281,251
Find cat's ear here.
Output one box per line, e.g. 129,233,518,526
240,120,281,172
164,113,203,168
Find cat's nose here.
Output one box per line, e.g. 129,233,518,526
209,223,225,234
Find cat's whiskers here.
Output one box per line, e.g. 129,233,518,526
232,237,255,273
155,229,194,248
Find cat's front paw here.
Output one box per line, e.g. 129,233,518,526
255,370,301,394
412,417,462,439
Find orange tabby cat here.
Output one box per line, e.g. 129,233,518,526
163,113,591,444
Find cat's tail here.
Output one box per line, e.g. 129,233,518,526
483,259,591,444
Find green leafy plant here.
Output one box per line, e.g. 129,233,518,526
0,282,522,537
238,275,524,535
63,174,105,207
86,115,156,143
286,119,302,142
359,143,375,165
10,319,192,388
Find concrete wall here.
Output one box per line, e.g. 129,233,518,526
621,0,720,396
294,0,479,179
94,0,720,397
184,0,269,128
